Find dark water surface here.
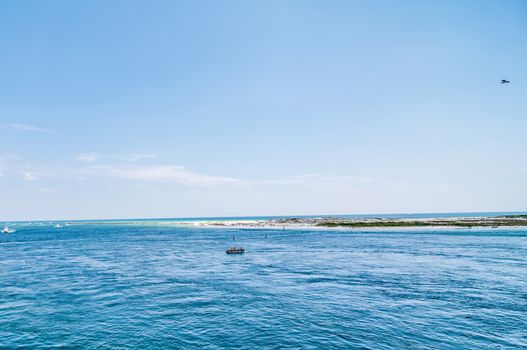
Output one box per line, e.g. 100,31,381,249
1,224,526,349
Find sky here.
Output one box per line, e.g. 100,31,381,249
1,0,526,221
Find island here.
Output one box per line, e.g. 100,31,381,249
186,214,527,230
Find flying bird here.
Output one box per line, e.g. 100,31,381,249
501,79,510,84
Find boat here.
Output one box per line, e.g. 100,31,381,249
2,226,14,233
55,224,62,228
226,247,245,254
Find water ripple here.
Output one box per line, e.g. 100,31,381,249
1,225,526,349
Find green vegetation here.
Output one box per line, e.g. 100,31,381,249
316,219,527,228
318,221,435,228
317,221,472,228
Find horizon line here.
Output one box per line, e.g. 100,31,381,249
2,210,527,223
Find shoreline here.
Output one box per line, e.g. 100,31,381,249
184,223,527,232
162,214,527,231
10,214,527,231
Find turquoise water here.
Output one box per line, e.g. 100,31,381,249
1,224,526,349
5,210,526,225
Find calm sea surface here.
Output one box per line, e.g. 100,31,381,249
1,223,526,349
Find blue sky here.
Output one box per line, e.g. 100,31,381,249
1,0,526,220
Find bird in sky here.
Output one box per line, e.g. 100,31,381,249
501,79,510,84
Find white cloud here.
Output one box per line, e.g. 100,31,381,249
37,187,55,193
8,156,238,188
120,154,157,163
75,153,157,163
23,172,37,181
2,154,386,191
252,174,380,187
103,165,240,187
5,123,54,133
67,163,382,188
292,174,318,179
75,153,101,162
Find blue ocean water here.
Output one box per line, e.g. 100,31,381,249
1,223,526,349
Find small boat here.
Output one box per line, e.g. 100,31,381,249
226,247,245,254
2,226,14,233
55,224,62,228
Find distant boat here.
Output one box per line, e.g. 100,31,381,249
55,224,63,228
226,247,245,254
2,226,15,233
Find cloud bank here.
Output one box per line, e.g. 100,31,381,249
4,123,55,133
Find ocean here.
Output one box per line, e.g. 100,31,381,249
1,221,526,349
